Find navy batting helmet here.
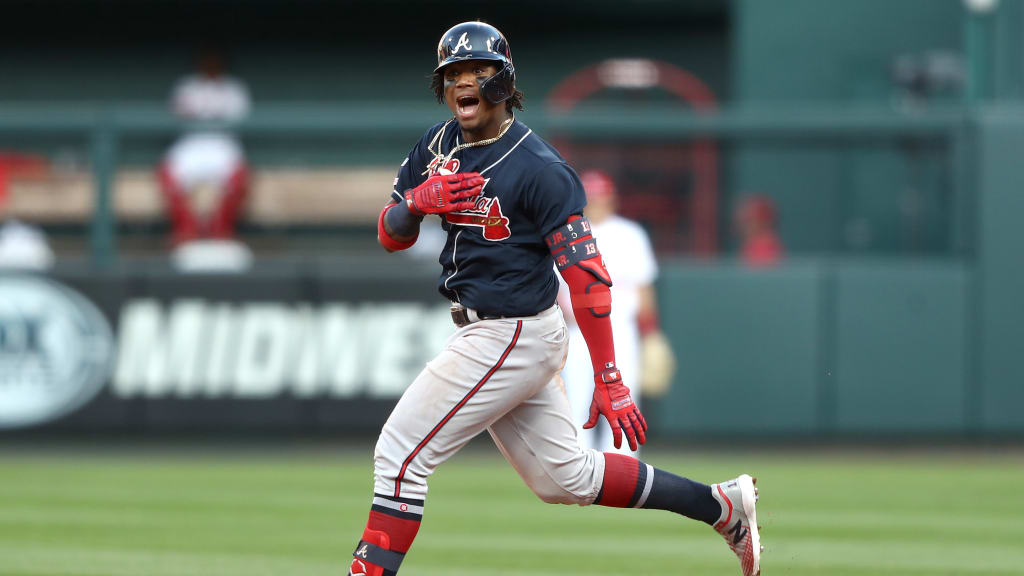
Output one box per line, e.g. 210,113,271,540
435,21,516,105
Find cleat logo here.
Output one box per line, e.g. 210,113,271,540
728,520,747,546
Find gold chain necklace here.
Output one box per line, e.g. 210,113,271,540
423,115,516,176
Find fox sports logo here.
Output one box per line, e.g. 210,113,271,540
0,276,113,429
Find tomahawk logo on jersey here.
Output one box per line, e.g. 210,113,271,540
391,119,586,316
445,191,512,241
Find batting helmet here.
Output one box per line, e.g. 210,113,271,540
435,21,516,105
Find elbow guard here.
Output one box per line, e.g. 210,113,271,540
547,215,613,317
377,202,418,252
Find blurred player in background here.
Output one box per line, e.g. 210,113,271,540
736,194,783,267
558,170,675,455
0,154,53,269
157,45,252,269
349,21,760,576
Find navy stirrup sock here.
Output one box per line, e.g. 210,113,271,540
595,453,721,525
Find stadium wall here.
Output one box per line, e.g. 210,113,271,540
3,257,1016,439
655,260,973,437
731,0,966,255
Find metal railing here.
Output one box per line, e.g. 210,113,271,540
0,102,974,267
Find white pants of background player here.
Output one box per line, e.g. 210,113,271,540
372,304,606,505
563,321,641,455
166,132,244,190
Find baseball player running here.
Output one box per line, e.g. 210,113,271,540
350,21,761,576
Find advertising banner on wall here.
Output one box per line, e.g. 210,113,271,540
0,268,454,434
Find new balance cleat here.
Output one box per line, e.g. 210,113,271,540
711,474,761,576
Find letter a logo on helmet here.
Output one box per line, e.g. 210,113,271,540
435,21,516,104
453,32,473,54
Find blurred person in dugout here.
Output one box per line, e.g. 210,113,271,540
0,154,54,270
557,170,676,455
736,194,783,267
158,45,253,271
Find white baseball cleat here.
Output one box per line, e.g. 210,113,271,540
711,474,761,576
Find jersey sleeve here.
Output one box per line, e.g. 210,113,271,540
224,78,252,120
170,76,195,118
391,128,435,204
523,162,587,236
633,223,658,284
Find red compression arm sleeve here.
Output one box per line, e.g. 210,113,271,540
559,263,616,374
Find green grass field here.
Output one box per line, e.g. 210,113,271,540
1,445,1022,575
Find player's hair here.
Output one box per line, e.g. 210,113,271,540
430,72,525,112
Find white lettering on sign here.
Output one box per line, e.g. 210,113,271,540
234,304,292,398
113,300,453,399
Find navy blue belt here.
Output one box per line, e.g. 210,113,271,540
450,304,508,327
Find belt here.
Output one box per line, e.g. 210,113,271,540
450,303,506,327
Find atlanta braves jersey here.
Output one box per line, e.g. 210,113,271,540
392,119,586,317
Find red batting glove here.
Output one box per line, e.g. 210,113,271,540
583,364,648,451
404,172,485,215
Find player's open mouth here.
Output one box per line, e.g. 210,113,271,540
456,95,480,119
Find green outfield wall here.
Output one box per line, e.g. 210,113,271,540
975,109,1024,433
654,260,977,436
649,106,1023,437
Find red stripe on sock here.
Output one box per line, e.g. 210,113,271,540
368,510,421,554
596,453,642,508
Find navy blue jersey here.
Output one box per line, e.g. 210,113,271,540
392,118,586,316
